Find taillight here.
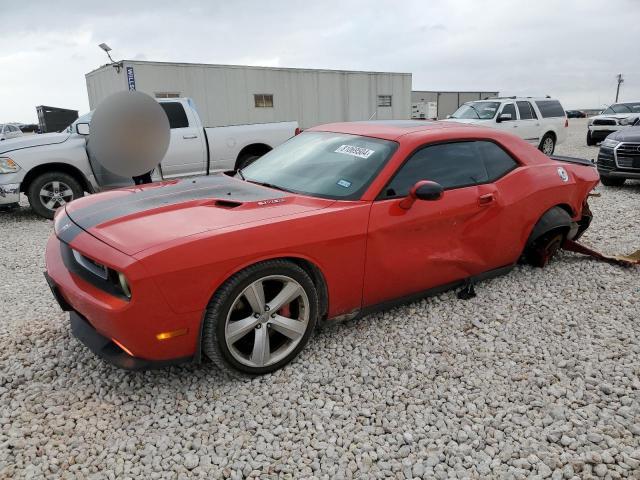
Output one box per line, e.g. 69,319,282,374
294,127,303,135
565,118,568,127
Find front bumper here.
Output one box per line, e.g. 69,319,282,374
44,232,202,369
0,183,20,205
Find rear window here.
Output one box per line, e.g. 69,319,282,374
160,102,189,129
535,100,565,118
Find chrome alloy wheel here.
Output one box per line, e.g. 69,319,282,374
39,180,74,211
224,275,310,368
542,137,554,155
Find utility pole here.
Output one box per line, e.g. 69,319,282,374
615,74,624,102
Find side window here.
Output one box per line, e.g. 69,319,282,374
384,142,488,198
517,101,535,120
501,103,516,120
160,102,189,129
477,141,518,181
535,100,565,118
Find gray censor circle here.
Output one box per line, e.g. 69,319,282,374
89,91,170,177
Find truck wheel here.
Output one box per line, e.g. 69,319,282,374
539,133,555,156
600,176,625,187
237,154,260,170
586,131,596,146
202,260,318,376
27,171,84,219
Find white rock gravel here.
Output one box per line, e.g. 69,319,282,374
1,119,639,479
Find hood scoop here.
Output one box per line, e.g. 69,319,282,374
214,199,243,209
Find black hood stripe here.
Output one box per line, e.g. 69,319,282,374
66,173,289,233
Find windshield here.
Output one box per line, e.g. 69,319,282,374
66,111,93,133
241,131,397,200
603,103,640,114
450,102,500,120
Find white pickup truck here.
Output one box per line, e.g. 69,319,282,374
0,98,298,218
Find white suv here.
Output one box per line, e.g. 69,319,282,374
444,97,568,155
586,102,640,146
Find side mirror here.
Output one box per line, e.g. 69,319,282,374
399,180,444,210
496,113,512,123
76,123,90,135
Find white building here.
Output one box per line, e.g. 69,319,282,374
86,60,412,128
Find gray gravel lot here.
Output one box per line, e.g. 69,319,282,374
1,119,639,479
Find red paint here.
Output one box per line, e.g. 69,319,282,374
46,122,599,362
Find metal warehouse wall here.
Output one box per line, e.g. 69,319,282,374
86,61,412,128
412,91,499,119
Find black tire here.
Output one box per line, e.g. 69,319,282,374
539,133,556,156
202,259,318,376
237,154,260,170
525,229,566,268
586,131,596,146
26,171,84,219
600,176,626,187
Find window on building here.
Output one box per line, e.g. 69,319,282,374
155,92,181,99
254,94,274,108
377,95,392,107
159,102,189,129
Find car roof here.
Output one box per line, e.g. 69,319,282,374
308,120,479,141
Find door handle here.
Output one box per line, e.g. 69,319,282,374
183,134,198,139
478,193,494,206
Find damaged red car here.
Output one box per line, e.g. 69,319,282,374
44,121,599,375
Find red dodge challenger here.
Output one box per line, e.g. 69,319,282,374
45,121,599,375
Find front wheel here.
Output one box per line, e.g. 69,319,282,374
26,171,84,219
586,131,596,146
539,133,556,156
202,260,318,376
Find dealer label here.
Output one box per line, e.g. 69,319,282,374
335,145,375,159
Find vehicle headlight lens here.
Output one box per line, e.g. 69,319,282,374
619,117,636,125
118,272,131,299
601,139,620,148
0,157,20,173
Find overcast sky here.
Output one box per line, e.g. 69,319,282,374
2,0,639,122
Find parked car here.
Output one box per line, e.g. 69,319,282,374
587,102,640,145
596,123,640,186
0,124,24,141
444,97,568,156
0,98,298,217
45,120,599,375
566,110,586,118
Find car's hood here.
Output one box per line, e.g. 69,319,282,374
592,113,637,121
608,126,640,142
64,173,334,255
441,118,490,124
0,132,70,154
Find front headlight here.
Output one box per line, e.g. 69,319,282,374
601,138,620,149
619,117,636,125
0,157,20,174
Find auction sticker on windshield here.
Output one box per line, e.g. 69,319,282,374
335,145,375,159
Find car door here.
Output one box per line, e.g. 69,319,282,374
516,101,541,145
159,102,207,178
363,141,506,306
495,102,520,136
